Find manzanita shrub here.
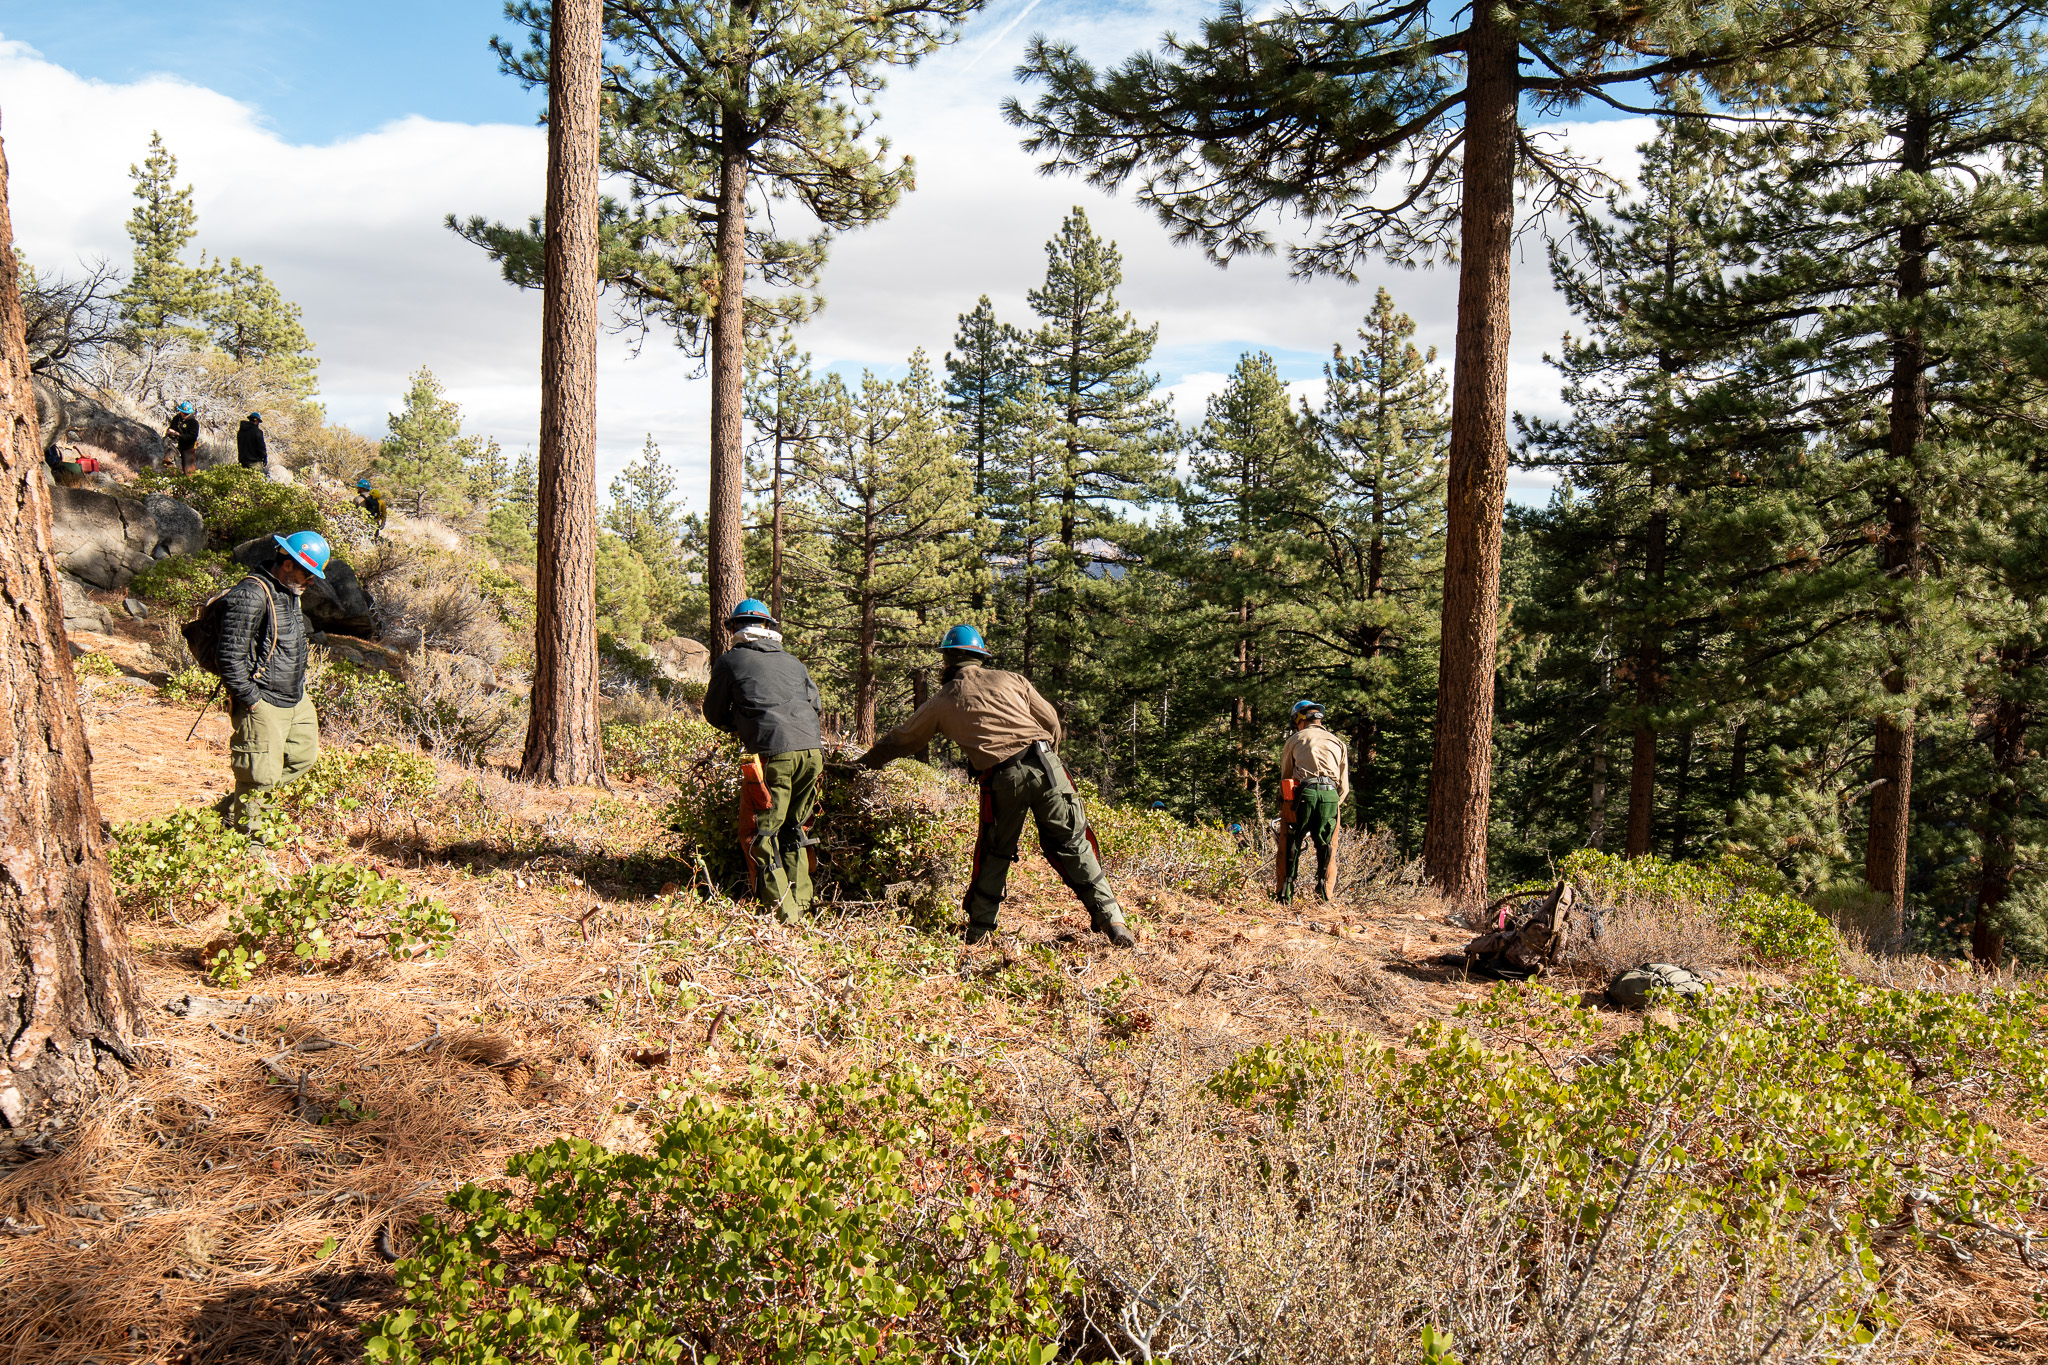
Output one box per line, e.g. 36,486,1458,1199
209,863,454,987
110,806,271,923
1540,848,1839,965
366,1072,1073,1365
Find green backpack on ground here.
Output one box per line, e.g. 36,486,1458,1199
1606,962,1708,1011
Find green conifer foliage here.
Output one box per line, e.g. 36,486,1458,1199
378,368,468,519
788,354,988,743
1308,289,1447,844
943,295,1028,505
1020,207,1174,700
456,0,981,655
118,131,217,342
745,332,825,621
209,258,316,396
1005,0,1917,900
487,448,540,565
607,434,703,638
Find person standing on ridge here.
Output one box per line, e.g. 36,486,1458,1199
214,531,329,836
702,599,825,924
1278,699,1351,903
356,479,387,539
237,411,267,470
166,401,200,473
858,625,1134,948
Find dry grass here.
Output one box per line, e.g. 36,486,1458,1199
1567,895,1746,980
1029,1045,1912,1365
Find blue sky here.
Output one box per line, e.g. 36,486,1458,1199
0,1,1648,508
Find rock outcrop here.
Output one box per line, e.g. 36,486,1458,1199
48,486,205,590
230,537,378,640
56,572,109,636
651,635,710,684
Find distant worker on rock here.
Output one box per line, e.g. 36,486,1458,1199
858,625,1134,949
703,599,824,925
356,479,387,539
1278,699,1351,904
214,531,328,837
237,411,267,469
166,401,200,474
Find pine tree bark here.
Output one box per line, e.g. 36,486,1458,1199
522,0,605,786
1626,505,1667,857
1970,648,2030,968
1421,3,1516,905
0,132,142,1135
1865,106,1931,945
707,113,750,660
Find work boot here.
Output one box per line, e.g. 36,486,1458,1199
962,924,996,945
1092,911,1136,950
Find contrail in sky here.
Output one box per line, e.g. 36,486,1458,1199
961,0,1046,71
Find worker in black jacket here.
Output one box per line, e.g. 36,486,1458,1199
237,412,267,469
166,401,200,474
702,599,824,923
214,531,330,835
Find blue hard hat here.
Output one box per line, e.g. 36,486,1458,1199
176,401,194,414
357,478,372,490
726,598,777,629
273,530,331,580
1292,699,1323,718
248,411,262,421
939,623,990,657
1229,823,1244,835
1150,801,1166,810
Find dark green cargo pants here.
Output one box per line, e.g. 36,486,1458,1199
968,749,1125,933
217,694,320,836
1281,787,1342,903
751,748,823,924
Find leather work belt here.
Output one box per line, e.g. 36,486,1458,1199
979,746,1036,778
1297,779,1339,791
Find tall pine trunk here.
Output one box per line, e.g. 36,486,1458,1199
1866,107,1930,945
521,0,605,786
1626,505,1667,856
0,134,141,1135
1422,3,1515,904
1971,648,2031,968
707,113,750,658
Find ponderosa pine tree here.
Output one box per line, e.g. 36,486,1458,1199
488,448,540,565
1007,0,1916,902
1307,288,1447,837
943,296,1028,615
607,434,699,633
210,257,317,396
1176,351,1320,796
117,131,215,343
378,368,468,518
0,132,143,1132
787,354,987,742
1685,0,2048,940
745,332,824,621
1020,207,1174,703
459,0,980,658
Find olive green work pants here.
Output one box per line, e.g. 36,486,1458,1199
967,752,1124,932
750,748,823,924
1281,787,1342,903
218,694,320,834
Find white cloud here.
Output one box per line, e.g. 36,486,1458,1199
0,28,1654,514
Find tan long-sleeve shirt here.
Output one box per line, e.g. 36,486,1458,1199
1281,724,1351,801
863,662,1063,771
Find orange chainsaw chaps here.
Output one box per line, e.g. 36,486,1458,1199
737,756,773,895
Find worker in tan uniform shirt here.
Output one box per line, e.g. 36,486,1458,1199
858,624,1133,948
1278,698,1351,903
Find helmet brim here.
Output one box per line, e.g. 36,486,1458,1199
272,533,328,580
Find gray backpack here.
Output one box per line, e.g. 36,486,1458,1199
1606,962,1708,1011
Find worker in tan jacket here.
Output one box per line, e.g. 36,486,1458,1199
1278,699,1351,903
858,624,1133,948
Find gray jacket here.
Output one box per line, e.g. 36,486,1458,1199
703,639,822,755
217,566,309,710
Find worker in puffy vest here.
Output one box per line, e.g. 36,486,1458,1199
858,625,1133,948
702,599,825,924
213,531,329,837
1278,699,1350,903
